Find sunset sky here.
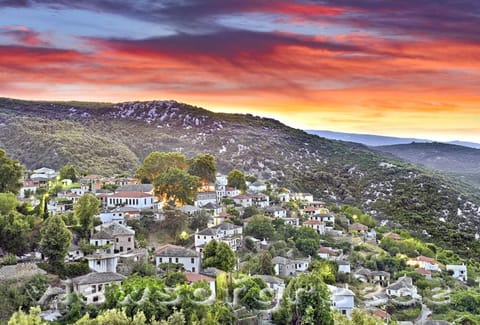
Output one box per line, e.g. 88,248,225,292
0,1,479,142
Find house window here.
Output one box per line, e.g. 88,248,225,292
192,267,196,272
128,237,131,242
95,241,98,246
91,285,97,294
116,238,119,243
175,258,179,263
97,261,101,266
169,258,172,263
93,296,99,302
159,258,162,263
98,284,103,292
120,246,124,252
191,258,194,263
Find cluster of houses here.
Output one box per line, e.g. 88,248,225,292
12,167,470,323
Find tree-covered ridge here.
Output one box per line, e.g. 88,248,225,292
0,98,480,258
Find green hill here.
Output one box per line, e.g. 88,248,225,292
1,97,480,258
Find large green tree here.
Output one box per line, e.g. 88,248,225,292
0,212,31,255
227,169,247,192
136,151,187,183
0,149,23,194
187,154,216,185
202,240,236,272
59,164,78,182
0,193,17,215
154,168,201,205
245,216,275,240
40,214,72,271
75,193,100,238
273,272,333,325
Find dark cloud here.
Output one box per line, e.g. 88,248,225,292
89,28,368,66
4,0,480,43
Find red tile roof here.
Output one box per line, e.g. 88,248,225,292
383,232,401,240
413,255,436,263
185,272,215,282
110,191,153,198
349,223,368,231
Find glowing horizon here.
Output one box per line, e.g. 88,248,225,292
0,1,479,142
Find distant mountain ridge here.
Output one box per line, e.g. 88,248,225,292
375,142,480,187
306,130,480,149
1,97,480,258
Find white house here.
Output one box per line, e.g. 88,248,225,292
278,191,290,202
283,218,300,227
265,206,287,218
251,194,270,208
318,247,341,261
19,181,37,198
180,205,202,216
155,245,201,273
386,276,420,298
195,223,243,252
99,211,125,224
303,220,325,235
232,194,253,208
70,188,86,196
311,208,335,225
290,193,314,203
272,256,311,277
106,191,154,209
88,230,118,273
248,181,267,193
328,285,355,318
446,264,467,282
68,272,125,304
407,256,439,271
337,261,351,274
194,191,217,208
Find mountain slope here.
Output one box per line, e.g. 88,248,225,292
376,142,480,187
1,98,480,258
306,130,480,149
306,130,430,146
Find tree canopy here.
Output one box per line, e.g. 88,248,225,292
273,272,333,325
227,169,247,192
136,151,187,183
154,168,201,205
75,193,100,238
59,164,78,182
245,216,275,240
40,214,72,271
187,154,216,185
202,240,236,272
0,149,23,194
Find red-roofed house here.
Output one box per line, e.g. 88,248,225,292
318,246,341,260
383,232,401,241
407,256,439,271
184,272,216,297
415,268,432,280
303,220,325,235
348,223,368,233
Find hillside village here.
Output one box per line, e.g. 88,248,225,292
1,151,480,325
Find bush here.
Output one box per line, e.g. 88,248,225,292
63,261,90,278
1,254,17,265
